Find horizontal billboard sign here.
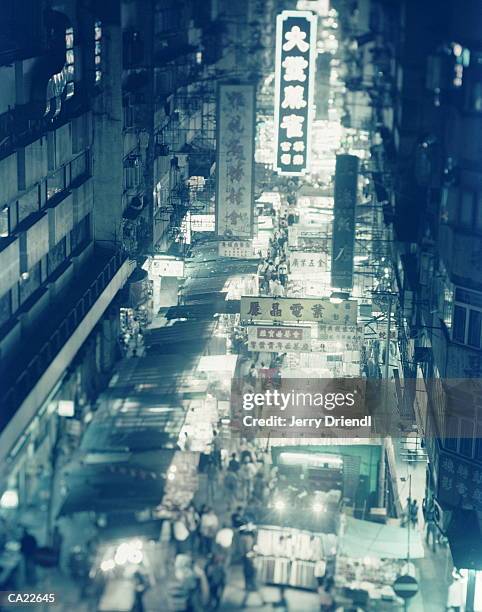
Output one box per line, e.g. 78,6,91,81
331,154,359,289
218,240,259,259
247,325,311,352
150,256,185,277
274,10,317,176
289,250,330,277
317,324,364,343
241,296,357,325
216,83,255,239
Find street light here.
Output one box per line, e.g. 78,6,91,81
274,499,285,512
312,502,325,513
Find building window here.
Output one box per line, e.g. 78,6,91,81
0,290,12,327
47,166,66,200
457,189,482,232
124,155,142,190
94,21,102,83
0,206,9,237
71,214,91,251
18,186,40,223
460,190,474,226
453,305,466,343
19,261,41,304
452,287,482,347
69,152,89,184
47,237,67,276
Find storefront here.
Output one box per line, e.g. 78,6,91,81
335,515,424,609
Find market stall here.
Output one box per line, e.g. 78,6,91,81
334,516,425,609
254,525,337,591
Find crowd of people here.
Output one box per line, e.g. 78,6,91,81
160,438,277,611
257,216,290,297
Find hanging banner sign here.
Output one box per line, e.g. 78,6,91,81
218,240,259,259
241,296,357,324
274,10,317,176
288,223,332,250
247,325,311,352
289,250,330,278
331,154,359,289
216,83,255,239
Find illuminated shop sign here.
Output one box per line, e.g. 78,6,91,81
274,10,317,176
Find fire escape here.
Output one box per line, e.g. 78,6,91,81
153,86,216,247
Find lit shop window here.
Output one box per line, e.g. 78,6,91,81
453,287,482,348
95,21,102,82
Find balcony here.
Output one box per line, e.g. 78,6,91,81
0,246,134,446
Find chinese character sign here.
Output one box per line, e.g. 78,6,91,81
331,154,359,289
240,296,358,325
437,450,482,512
289,250,330,278
216,83,256,239
274,11,317,176
247,325,311,353
218,240,259,259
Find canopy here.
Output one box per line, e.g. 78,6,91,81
339,517,424,560
197,354,238,376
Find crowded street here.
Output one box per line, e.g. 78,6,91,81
1,0,482,611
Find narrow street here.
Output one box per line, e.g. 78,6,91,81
1,1,481,612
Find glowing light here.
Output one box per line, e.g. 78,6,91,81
312,502,324,513
274,499,286,511
101,559,115,572
0,489,18,509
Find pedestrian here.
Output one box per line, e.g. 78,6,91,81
212,430,222,470
223,470,238,510
52,524,63,567
20,528,37,585
183,431,192,451
183,504,200,554
319,582,336,611
425,498,438,552
238,456,257,503
241,551,265,607
252,472,265,505
206,455,218,504
199,507,219,556
278,261,288,286
132,569,150,612
231,506,246,530
410,499,419,527
446,570,466,612
205,554,226,609
248,363,257,386
228,453,240,473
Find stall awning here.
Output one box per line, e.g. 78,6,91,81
197,354,238,376
144,320,217,347
339,517,424,560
